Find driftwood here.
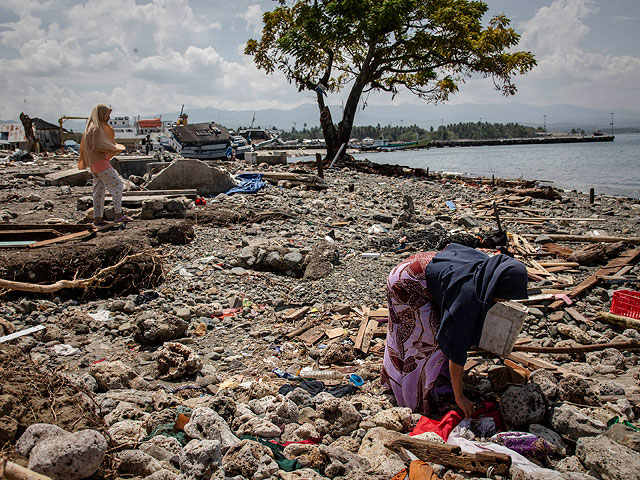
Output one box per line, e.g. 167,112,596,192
384,434,511,476
0,250,158,293
0,457,53,480
596,311,640,331
567,241,627,265
513,341,640,353
523,234,640,245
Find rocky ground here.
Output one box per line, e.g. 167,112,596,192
1,150,640,480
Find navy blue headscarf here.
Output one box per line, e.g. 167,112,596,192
425,243,528,366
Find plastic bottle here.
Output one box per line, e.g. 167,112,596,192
298,367,344,380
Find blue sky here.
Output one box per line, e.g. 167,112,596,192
0,0,638,121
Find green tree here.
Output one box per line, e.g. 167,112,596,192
246,0,535,160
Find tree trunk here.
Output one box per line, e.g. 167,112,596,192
319,106,339,161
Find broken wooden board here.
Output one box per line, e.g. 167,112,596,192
507,351,566,373
385,434,511,476
283,307,310,322
28,228,96,248
297,326,325,345
325,327,346,339
548,249,640,310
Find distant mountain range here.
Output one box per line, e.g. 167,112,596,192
156,102,640,132
5,102,639,133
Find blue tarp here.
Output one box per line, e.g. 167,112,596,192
225,173,270,195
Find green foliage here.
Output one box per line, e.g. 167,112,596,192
279,121,542,141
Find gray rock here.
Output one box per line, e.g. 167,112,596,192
598,380,626,396
369,407,413,432
530,369,561,409
315,398,362,437
222,439,279,479
111,299,126,312
500,383,546,427
142,470,178,480
457,213,477,227
555,455,588,474
180,439,222,480
17,424,107,480
357,427,405,476
586,348,626,373
559,374,600,406
576,435,640,480
135,312,188,346
319,343,355,365
530,423,567,455
319,443,371,477
108,419,145,443
607,423,640,452
89,360,145,392
117,449,164,477
175,307,191,321
183,407,238,453
154,342,203,380
550,404,606,440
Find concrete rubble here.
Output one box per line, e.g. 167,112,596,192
1,149,640,479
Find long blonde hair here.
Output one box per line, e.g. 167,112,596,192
84,104,112,135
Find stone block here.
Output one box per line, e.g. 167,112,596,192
146,159,235,195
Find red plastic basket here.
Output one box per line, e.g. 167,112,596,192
610,290,640,320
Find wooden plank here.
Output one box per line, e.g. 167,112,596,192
522,234,640,245
549,249,640,310
325,327,346,339
28,229,95,248
385,434,511,476
297,326,325,345
507,352,560,372
283,306,310,321
285,321,314,340
358,319,378,354
354,307,370,350
368,308,389,318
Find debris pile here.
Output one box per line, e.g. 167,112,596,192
1,151,640,479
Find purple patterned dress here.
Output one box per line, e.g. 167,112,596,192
381,252,451,415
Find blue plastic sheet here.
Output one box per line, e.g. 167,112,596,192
225,173,270,195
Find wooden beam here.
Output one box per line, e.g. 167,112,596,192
384,434,511,476
548,249,640,310
28,229,95,248
522,234,640,245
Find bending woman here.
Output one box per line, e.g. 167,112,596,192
381,243,528,417
79,104,131,225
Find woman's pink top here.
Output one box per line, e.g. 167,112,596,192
90,155,112,173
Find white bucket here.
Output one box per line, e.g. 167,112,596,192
479,301,528,356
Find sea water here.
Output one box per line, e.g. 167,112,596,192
332,133,639,198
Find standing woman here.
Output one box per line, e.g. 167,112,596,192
381,243,528,417
79,104,132,225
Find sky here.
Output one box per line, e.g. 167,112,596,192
0,0,639,123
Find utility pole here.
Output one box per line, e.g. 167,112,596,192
543,114,547,131
610,112,614,136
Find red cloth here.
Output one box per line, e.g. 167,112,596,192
409,401,504,441
277,438,322,447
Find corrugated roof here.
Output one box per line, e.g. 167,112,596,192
32,117,60,130
171,122,230,145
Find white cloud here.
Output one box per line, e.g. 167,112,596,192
242,4,263,34
508,0,640,108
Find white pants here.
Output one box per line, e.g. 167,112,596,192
92,167,123,218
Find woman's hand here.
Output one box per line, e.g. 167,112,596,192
455,393,475,418
449,359,475,418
